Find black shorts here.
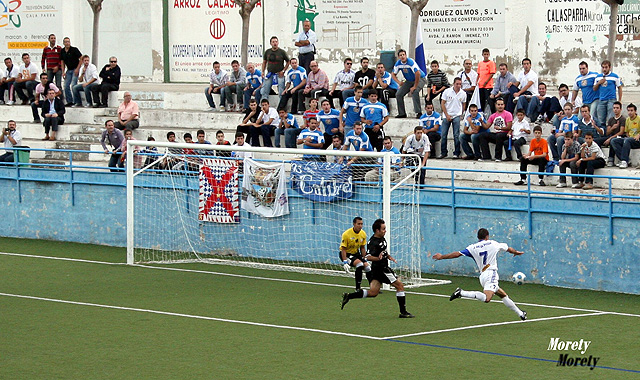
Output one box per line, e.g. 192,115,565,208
370,266,397,284
338,252,365,266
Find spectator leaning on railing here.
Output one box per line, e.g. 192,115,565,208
0,120,21,163
100,120,125,172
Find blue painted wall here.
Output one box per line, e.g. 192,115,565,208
1,167,638,294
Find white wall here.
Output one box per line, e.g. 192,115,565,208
33,0,639,86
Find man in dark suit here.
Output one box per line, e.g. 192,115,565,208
41,88,65,141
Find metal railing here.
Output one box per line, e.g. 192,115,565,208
1,146,638,244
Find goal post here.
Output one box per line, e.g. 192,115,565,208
126,139,450,288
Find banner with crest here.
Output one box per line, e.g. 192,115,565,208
242,158,289,218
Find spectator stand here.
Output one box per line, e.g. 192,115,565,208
1,82,640,191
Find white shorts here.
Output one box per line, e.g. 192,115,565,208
479,269,499,293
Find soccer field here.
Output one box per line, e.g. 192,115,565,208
1,237,639,379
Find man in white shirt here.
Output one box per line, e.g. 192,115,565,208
0,120,22,162
71,55,100,107
204,61,229,111
433,228,527,321
514,58,539,116
253,99,279,147
438,78,467,159
328,58,355,110
506,109,531,160
14,53,40,105
231,131,253,174
402,126,430,184
0,57,20,105
552,83,582,129
457,59,478,105
294,20,316,73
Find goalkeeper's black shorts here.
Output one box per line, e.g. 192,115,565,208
338,252,366,266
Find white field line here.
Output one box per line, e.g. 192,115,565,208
2,252,639,319
0,292,382,341
383,312,609,340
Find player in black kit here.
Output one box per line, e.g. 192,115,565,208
341,218,414,318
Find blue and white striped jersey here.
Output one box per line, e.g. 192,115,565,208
298,128,325,158
419,111,442,134
380,71,399,90
246,69,263,89
342,96,369,126
344,130,373,152
392,58,426,82
286,66,307,88
572,71,599,104
360,101,388,126
595,72,622,101
316,108,341,135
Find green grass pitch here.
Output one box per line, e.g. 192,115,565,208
1,237,639,379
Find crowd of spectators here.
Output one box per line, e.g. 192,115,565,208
193,37,637,188
2,29,640,188
0,34,123,142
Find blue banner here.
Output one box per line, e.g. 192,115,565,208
290,161,353,202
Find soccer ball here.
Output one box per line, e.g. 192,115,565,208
512,272,526,285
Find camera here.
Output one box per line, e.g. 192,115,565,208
4,128,8,132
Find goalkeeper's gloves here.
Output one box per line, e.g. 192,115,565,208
343,263,351,272
342,259,349,265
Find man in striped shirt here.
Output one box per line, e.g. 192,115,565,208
360,92,389,152
340,85,369,137
297,118,325,160
317,99,341,148
571,61,600,126
277,58,307,114
341,122,374,180
391,49,427,119
41,34,62,89
243,63,263,110
426,60,450,106
373,62,399,113
594,60,623,129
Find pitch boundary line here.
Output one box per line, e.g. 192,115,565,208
2,252,639,319
384,339,640,374
2,291,639,374
0,292,382,341
382,312,609,339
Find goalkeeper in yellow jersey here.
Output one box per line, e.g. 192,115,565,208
339,217,372,290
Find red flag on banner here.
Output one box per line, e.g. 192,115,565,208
198,158,240,223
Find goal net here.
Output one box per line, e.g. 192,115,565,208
126,141,449,288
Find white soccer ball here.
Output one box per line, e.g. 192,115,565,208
512,272,526,285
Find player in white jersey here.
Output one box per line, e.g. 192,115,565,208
432,228,527,321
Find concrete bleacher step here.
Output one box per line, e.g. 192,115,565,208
68,133,102,143
3,86,639,190
425,158,640,190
